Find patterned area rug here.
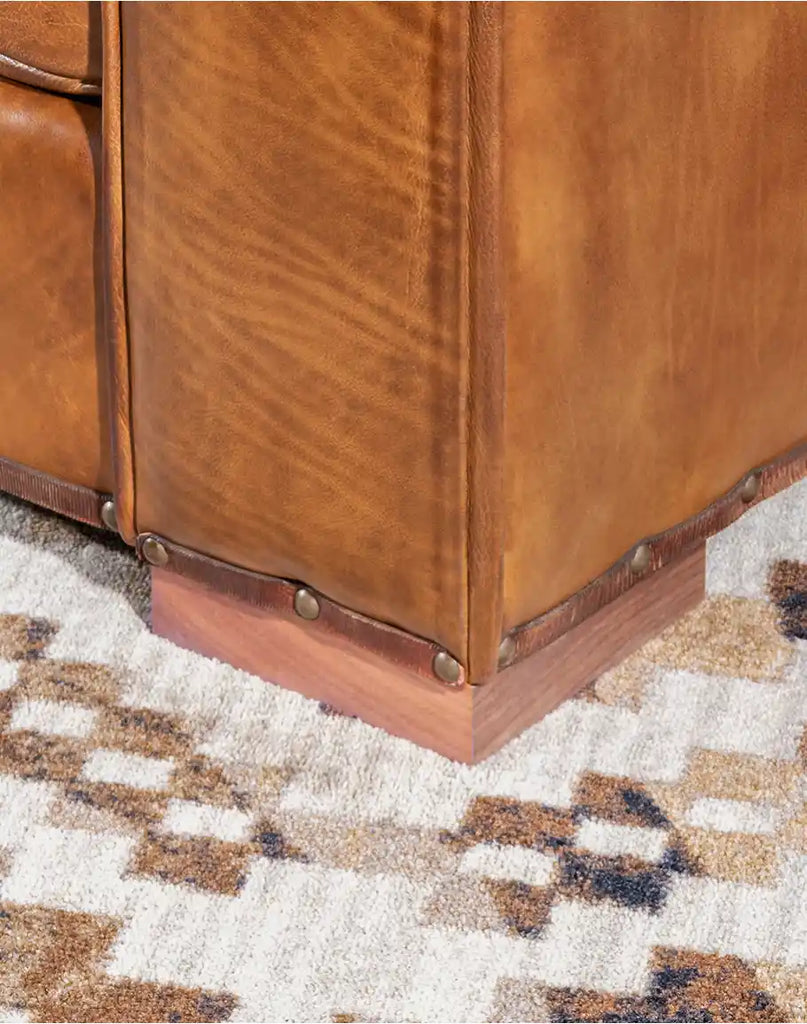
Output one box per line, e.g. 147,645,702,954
1,483,807,1024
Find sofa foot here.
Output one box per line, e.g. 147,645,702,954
150,545,704,763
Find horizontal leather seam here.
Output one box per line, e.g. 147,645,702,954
0,52,101,97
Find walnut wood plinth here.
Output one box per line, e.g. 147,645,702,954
150,545,705,763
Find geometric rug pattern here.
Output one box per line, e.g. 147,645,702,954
1,480,807,1022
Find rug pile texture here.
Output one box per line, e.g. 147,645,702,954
1,482,807,1023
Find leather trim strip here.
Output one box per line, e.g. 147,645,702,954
0,457,108,528
101,2,136,544
501,440,807,674
136,535,466,689
0,53,100,97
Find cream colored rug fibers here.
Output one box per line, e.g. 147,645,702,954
1,481,807,1023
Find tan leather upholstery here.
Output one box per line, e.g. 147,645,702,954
0,78,111,493
120,3,470,658
501,4,807,633
112,2,807,672
0,1,101,93
4,2,807,689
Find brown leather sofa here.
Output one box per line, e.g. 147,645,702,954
2,3,806,761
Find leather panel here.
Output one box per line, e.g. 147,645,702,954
502,4,807,631
121,3,470,657
0,79,111,493
0,1,101,92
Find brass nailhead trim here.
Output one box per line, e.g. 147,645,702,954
141,536,169,567
100,499,118,532
497,635,516,670
433,650,462,685
741,473,761,502
629,543,652,575
293,587,321,621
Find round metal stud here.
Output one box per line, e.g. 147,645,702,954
433,650,462,685
100,499,117,533
293,587,321,621
497,635,516,670
740,473,760,503
629,543,652,575
141,536,169,567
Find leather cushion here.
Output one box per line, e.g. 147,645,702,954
0,2,101,94
0,78,112,493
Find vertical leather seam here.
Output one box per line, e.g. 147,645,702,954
465,2,507,681
430,0,472,665
101,1,136,544
456,1,472,671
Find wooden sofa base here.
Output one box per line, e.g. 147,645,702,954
150,544,705,763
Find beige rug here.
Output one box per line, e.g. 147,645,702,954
1,482,807,1023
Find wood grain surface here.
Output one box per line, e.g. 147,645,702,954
151,545,704,763
473,545,705,762
151,566,474,763
140,532,462,687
